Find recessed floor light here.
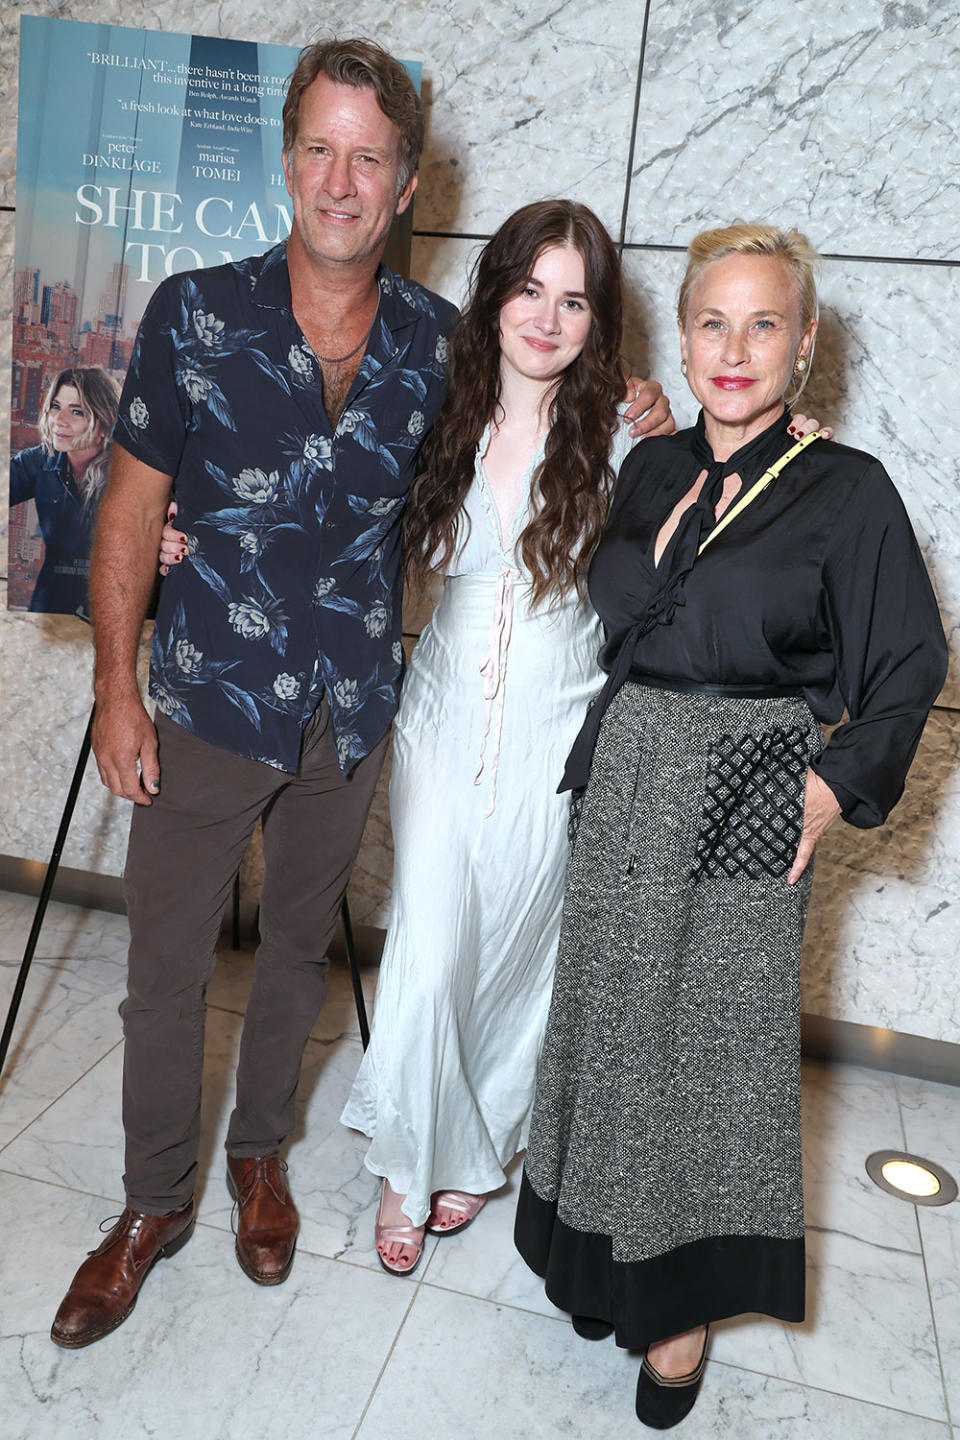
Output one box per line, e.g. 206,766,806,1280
865,1150,957,1207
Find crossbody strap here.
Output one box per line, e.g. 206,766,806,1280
697,429,822,557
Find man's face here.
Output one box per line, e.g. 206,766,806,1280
282,76,417,271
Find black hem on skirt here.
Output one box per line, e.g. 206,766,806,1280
515,1173,805,1351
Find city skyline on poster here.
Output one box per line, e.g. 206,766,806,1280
9,16,419,613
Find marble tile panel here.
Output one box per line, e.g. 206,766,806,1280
0,946,123,1153
626,0,959,259
303,1,639,237
1,1035,126,1201
801,1061,921,1253
0,26,17,206
709,1221,945,1420
896,1075,960,1179
896,1075,960,1420
358,1282,950,1440
916,1195,960,1420
0,891,129,965
0,1171,412,1440
802,709,960,1040
0,603,153,876
409,234,482,313
359,1282,635,1440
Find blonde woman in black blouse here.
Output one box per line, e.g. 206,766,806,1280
516,221,947,1430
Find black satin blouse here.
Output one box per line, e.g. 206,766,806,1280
569,415,948,828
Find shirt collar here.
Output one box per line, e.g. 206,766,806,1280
251,241,423,338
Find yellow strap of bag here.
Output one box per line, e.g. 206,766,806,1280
697,429,822,557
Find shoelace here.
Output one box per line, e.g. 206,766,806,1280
231,1158,290,1235
91,1210,166,1270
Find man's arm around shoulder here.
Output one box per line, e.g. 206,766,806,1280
90,442,173,805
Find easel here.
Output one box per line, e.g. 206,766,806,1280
0,702,371,1085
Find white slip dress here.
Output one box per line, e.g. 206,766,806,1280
340,421,634,1224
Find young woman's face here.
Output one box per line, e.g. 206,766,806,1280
48,385,100,453
498,244,593,386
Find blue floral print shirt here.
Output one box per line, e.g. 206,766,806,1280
114,243,456,773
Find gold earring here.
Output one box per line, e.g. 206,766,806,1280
680,359,688,377
794,356,807,375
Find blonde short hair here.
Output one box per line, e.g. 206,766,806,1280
677,221,820,403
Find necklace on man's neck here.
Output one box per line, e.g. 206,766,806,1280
315,316,376,366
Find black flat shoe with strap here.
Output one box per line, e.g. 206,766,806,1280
635,1325,709,1430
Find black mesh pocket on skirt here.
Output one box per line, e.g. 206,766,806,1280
692,727,809,882
567,787,585,848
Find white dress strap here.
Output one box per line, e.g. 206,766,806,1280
474,562,521,817
469,427,547,818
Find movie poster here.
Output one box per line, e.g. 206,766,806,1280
9,17,419,615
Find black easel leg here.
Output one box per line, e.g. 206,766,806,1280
340,895,370,1050
0,704,96,1084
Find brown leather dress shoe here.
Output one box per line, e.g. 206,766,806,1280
50,1201,195,1349
226,1154,299,1285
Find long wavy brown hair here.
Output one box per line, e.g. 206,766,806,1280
405,200,625,606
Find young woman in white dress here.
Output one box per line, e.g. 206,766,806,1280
156,204,815,1278
340,201,653,1274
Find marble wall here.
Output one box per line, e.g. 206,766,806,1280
2,1,957,1042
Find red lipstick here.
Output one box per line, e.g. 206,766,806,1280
711,376,756,390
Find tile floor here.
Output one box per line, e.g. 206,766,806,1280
1,889,958,1440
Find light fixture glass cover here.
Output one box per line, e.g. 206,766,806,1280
865,1150,957,1207
880,1159,940,1197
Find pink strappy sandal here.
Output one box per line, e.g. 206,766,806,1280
425,1190,487,1237
374,1181,425,1276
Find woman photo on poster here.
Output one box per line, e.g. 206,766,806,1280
9,366,121,616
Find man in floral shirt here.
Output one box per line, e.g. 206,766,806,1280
50,39,457,1349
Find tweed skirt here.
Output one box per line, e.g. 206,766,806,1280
515,680,823,1349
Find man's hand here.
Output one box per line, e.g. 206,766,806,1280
787,767,841,884
89,444,173,803
623,377,675,439
92,693,160,804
